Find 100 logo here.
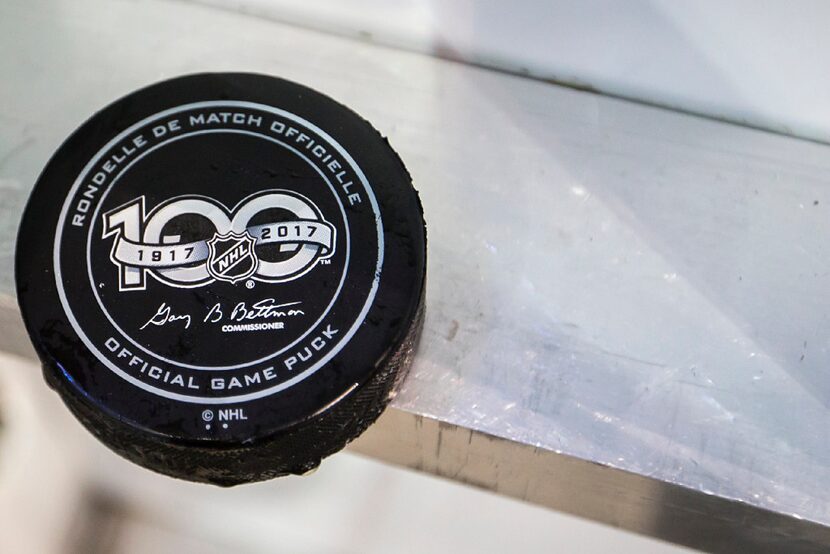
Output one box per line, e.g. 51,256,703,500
102,190,336,290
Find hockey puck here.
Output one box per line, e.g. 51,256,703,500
15,73,426,485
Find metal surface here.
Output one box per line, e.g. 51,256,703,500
2,0,830,551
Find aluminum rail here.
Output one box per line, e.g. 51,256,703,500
2,1,830,551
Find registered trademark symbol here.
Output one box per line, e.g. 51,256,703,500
202,410,214,422
245,280,255,289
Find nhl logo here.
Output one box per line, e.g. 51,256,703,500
206,231,258,284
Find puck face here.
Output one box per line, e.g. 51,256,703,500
17,74,425,465
57,101,380,404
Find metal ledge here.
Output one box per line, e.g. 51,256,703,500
2,0,830,551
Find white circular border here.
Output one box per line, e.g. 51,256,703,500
54,100,384,404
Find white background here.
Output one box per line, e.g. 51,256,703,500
198,0,830,142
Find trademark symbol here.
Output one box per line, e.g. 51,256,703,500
245,280,255,289
320,259,331,265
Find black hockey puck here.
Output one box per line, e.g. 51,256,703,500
15,73,426,485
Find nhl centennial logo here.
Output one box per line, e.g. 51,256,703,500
102,190,335,291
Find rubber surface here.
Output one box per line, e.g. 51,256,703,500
16,73,426,485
